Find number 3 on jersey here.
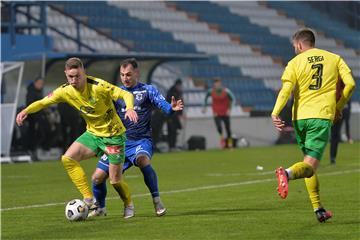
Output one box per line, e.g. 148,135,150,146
309,64,323,90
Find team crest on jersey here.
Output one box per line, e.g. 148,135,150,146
105,145,122,154
135,93,143,101
88,96,96,104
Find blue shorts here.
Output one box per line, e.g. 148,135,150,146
96,138,153,174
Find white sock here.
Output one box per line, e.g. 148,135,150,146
285,168,293,180
153,196,161,204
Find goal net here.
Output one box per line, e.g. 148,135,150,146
0,61,30,162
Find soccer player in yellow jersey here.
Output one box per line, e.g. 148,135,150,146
271,28,355,222
16,57,138,219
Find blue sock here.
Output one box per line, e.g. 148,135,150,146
141,165,159,198
92,181,107,208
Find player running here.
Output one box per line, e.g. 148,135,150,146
16,58,138,219
271,28,355,222
89,58,184,217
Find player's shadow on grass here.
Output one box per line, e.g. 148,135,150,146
168,207,275,217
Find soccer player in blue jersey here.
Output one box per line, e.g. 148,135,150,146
89,58,184,217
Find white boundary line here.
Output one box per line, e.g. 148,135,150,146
1,169,359,212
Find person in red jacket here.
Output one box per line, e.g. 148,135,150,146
203,78,235,148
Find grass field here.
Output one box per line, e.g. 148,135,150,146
2,143,360,240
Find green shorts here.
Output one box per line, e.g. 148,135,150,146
293,119,331,160
76,131,126,164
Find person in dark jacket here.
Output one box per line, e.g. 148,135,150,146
166,79,183,151
25,77,50,158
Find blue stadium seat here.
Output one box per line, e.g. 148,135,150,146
54,1,278,111
54,1,199,54
266,2,360,50
174,1,294,62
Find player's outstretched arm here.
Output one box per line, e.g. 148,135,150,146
171,96,184,112
15,98,53,126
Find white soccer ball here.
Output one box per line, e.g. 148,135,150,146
238,137,250,148
65,199,89,221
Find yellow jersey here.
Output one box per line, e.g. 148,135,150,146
24,75,134,137
272,48,355,121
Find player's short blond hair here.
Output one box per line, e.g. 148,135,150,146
292,28,316,47
65,57,84,70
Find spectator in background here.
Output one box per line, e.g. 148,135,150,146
1,77,6,103
25,77,50,159
330,79,353,165
151,108,165,152
342,100,353,144
203,78,235,148
329,79,344,165
166,79,183,151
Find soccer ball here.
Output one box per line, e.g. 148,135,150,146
65,199,89,221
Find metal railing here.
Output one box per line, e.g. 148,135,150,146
2,1,96,52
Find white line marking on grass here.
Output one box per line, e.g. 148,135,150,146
206,171,274,177
1,168,359,212
3,176,31,179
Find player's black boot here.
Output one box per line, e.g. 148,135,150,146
315,208,332,223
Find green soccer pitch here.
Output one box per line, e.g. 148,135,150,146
2,143,359,240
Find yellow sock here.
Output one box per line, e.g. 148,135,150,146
111,180,132,206
288,162,314,180
305,174,322,210
61,155,92,199
227,138,233,148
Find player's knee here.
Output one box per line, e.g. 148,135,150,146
109,175,122,184
61,155,77,169
304,156,319,172
136,155,150,168
91,170,107,185
109,171,122,184
92,175,103,185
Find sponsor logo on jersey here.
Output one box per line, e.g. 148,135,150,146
105,145,122,154
121,106,142,112
133,90,147,94
79,105,95,114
